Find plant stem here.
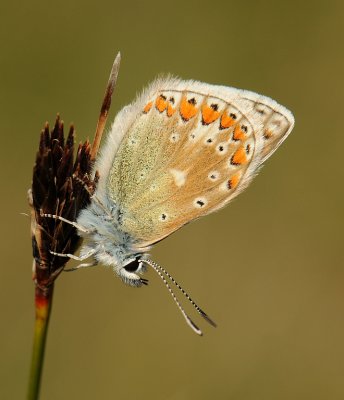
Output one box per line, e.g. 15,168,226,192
27,285,54,400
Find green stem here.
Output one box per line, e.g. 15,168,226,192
27,285,54,400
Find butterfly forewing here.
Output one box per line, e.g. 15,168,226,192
239,93,293,162
103,79,294,249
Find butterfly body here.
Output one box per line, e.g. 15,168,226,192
75,77,294,287
76,193,147,286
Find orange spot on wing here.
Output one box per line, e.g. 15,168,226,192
220,112,235,129
143,101,153,114
167,103,176,117
201,105,220,125
264,129,273,139
232,125,246,141
231,146,247,165
227,174,240,189
156,95,167,113
180,97,197,121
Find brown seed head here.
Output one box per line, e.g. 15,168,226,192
29,115,98,290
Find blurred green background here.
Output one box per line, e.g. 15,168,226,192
1,0,343,399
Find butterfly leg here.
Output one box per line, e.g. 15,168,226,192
40,212,91,234
64,261,98,272
50,248,96,261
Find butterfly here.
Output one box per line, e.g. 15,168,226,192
47,76,294,335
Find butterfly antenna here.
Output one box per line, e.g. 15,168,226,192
144,259,216,328
142,259,203,336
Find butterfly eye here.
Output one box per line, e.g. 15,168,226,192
124,258,141,272
121,258,148,287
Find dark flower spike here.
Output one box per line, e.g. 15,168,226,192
29,52,121,290
27,52,121,400
29,116,96,289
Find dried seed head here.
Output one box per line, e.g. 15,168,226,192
29,115,98,290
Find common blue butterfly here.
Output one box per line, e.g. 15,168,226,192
46,60,294,335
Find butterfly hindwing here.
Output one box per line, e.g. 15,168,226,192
97,78,294,249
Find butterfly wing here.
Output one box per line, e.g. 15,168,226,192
96,78,294,250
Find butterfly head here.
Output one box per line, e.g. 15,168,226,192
75,199,149,287
118,255,148,287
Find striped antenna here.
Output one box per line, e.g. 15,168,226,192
142,259,217,335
